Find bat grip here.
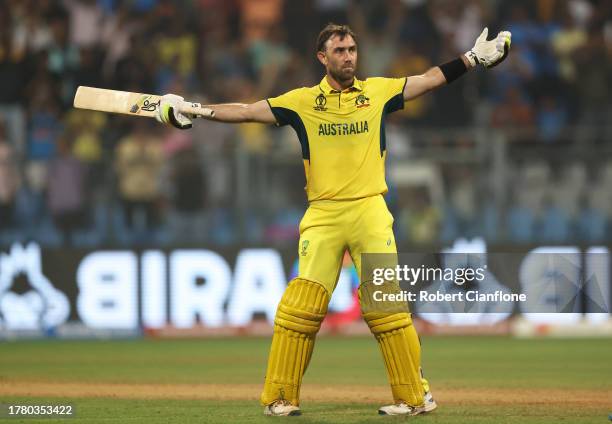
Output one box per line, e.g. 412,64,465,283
179,102,215,118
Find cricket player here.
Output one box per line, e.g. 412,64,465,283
156,23,511,416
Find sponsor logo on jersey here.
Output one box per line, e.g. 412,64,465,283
300,240,309,256
355,93,370,108
314,94,328,111
318,121,369,136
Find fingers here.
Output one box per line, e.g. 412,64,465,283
503,31,512,47
487,31,511,68
167,106,193,130
162,94,185,102
495,31,512,52
477,27,489,43
159,94,185,115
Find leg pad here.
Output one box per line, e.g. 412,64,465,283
363,309,424,405
260,278,330,406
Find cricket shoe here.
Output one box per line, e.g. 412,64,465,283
422,390,437,412
378,391,437,416
263,400,301,416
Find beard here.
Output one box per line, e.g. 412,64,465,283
329,64,355,85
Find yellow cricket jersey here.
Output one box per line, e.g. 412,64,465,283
267,76,407,201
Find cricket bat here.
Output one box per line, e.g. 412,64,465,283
73,86,215,118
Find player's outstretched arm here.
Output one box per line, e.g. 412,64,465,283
403,28,511,101
206,100,277,124
156,96,276,129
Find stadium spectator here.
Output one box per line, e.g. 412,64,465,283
64,109,106,189
239,0,284,43
0,120,20,230
46,15,80,89
536,95,568,142
100,5,139,77
574,25,610,135
0,11,28,154
46,136,87,245
63,0,104,49
26,89,62,162
153,9,198,93
398,187,441,244
166,144,208,245
387,44,433,123
491,86,535,132
114,122,164,241
551,6,588,84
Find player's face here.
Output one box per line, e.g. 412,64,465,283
319,34,358,84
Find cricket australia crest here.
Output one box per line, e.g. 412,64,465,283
355,93,370,108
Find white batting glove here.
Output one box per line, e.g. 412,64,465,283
155,94,193,130
464,28,512,69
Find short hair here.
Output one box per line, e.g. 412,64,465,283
316,23,357,52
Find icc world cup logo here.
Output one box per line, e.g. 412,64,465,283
314,94,327,111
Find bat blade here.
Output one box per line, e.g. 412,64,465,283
73,86,161,117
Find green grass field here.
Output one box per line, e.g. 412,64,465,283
1,336,611,423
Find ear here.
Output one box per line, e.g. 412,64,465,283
317,51,327,66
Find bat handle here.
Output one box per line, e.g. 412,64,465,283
179,102,215,118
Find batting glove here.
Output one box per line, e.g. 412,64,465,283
464,28,512,69
155,94,193,130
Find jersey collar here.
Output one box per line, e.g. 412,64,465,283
319,76,364,94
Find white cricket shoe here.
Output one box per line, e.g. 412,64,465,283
378,391,437,416
423,390,438,412
263,400,301,416
378,402,422,416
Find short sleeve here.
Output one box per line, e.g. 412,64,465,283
266,88,304,126
383,77,407,114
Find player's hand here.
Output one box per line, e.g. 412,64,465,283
464,28,511,69
155,94,193,130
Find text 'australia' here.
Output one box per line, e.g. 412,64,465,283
318,121,369,136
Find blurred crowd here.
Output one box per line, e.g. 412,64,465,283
0,0,611,247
